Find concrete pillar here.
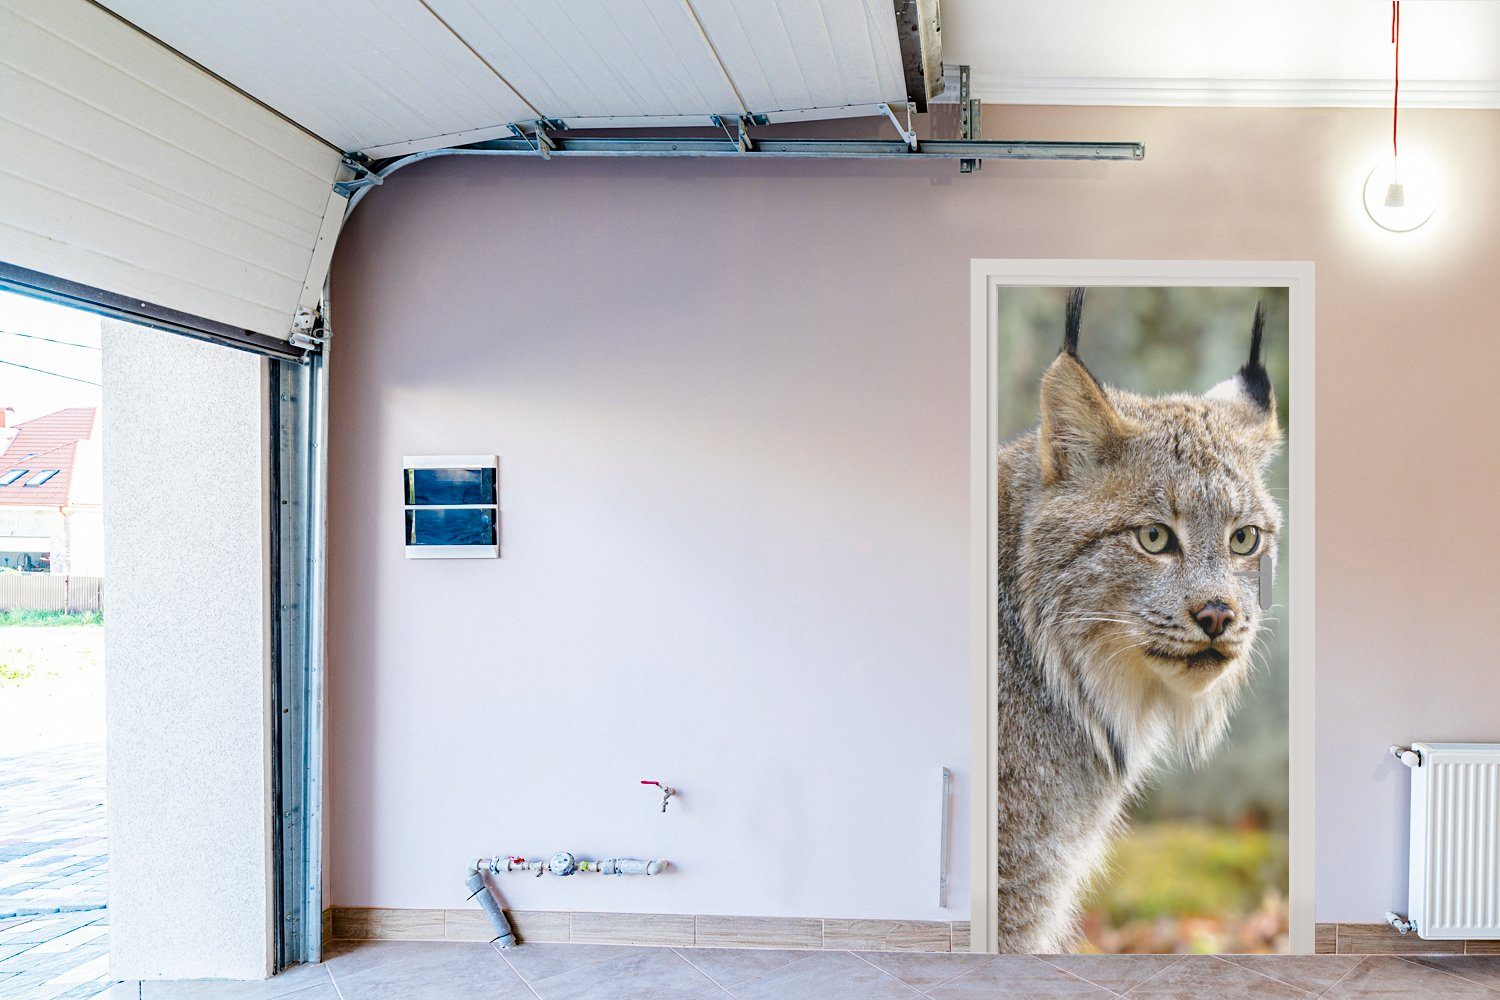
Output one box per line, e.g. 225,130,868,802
102,320,273,979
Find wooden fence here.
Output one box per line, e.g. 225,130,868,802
0,574,103,613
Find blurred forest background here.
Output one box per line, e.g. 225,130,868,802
994,286,1291,954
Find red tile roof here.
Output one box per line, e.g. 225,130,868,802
0,407,97,508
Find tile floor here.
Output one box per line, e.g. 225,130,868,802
99,940,1500,999
0,743,114,1000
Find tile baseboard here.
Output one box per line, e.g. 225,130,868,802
572,911,695,947
1318,922,1492,955
694,914,824,950
444,907,570,943
329,907,966,952
332,906,444,941
824,918,951,952
330,910,1497,956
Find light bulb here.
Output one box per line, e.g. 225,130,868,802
1363,153,1437,232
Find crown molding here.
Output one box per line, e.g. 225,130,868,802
967,73,1500,109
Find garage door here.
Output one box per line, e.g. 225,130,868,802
90,0,922,157
0,0,344,352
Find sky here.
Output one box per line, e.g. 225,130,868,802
0,290,103,425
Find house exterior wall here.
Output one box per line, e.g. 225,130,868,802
62,506,104,576
0,507,60,569
0,415,103,574
64,435,105,575
0,506,103,574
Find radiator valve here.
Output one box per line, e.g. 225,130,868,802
1389,745,1423,768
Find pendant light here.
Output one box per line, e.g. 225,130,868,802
1364,1,1437,231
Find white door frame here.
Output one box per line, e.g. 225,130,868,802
968,259,1316,955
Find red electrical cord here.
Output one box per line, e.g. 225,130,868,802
1391,1,1401,159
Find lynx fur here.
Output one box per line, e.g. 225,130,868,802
994,290,1282,952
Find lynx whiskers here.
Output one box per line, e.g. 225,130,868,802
994,289,1283,953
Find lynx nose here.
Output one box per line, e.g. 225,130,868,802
1192,601,1234,638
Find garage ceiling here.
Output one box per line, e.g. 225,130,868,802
97,0,911,156
943,0,1500,108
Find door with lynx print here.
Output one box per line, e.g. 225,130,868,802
992,285,1290,955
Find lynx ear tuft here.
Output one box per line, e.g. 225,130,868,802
1063,287,1086,357
1041,289,1129,485
1236,301,1273,411
1207,301,1277,422
1039,354,1129,486
1041,288,1133,485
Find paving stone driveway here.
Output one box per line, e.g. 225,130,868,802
0,743,118,999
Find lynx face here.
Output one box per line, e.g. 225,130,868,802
1017,293,1283,768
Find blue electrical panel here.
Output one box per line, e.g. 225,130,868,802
402,455,500,558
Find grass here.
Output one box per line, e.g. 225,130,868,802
1080,820,1289,953
0,609,102,628
0,620,104,686
1090,821,1286,923
0,654,36,684
0,609,103,682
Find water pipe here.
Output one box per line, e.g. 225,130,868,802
464,852,665,947
463,861,518,948
480,853,668,878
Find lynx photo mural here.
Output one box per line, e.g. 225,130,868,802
994,286,1291,954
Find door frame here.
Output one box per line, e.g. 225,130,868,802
968,259,1316,954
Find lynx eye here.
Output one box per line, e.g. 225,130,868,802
1135,523,1175,554
1230,525,1261,556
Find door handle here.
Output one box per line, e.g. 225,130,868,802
1235,553,1274,611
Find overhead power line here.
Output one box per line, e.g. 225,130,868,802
0,328,100,350
0,358,101,387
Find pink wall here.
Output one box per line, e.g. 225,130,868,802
330,105,1500,922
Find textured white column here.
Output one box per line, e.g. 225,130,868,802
102,321,273,980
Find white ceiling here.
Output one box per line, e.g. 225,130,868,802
98,0,908,156
943,0,1500,108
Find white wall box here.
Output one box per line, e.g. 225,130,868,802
403,455,500,559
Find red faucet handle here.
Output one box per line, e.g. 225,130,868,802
640,780,661,787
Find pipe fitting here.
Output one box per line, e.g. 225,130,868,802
463,867,517,948
1389,745,1423,768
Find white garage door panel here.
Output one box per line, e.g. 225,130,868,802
688,0,906,112
3,133,302,319
7,71,321,259
0,0,341,339
100,0,537,154
95,0,911,157
426,0,740,119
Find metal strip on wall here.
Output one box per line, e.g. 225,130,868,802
269,320,329,968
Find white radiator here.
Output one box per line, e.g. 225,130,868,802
1402,742,1500,940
